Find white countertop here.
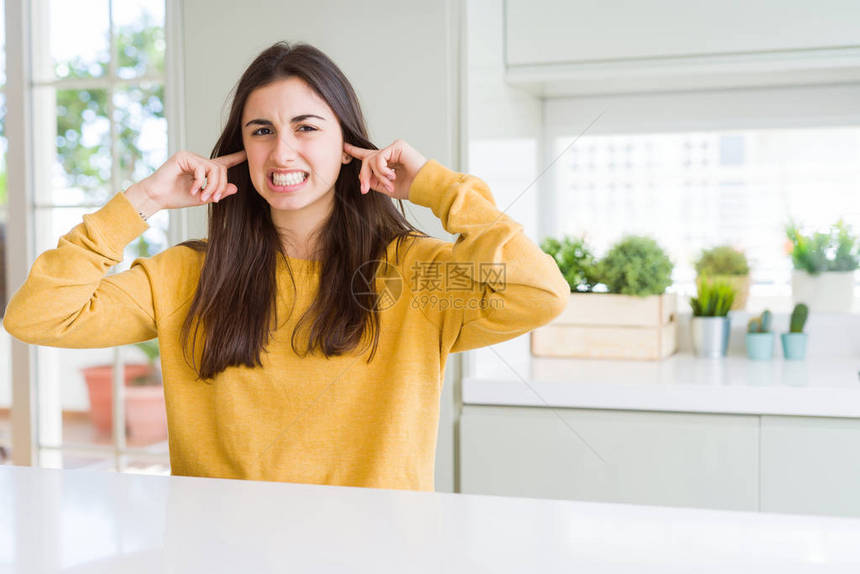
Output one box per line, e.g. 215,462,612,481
3,465,860,573
464,352,860,417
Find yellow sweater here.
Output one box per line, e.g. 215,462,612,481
3,159,569,491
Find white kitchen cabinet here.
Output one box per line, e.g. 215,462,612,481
501,0,860,95
460,405,759,511
461,354,860,516
760,416,860,518
505,0,860,67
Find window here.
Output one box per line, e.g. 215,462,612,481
465,83,860,383
544,84,860,310
552,127,860,299
25,0,169,473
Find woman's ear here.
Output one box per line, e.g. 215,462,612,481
342,153,352,164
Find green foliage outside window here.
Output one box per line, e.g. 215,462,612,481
0,17,164,207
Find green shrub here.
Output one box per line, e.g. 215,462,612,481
690,279,736,317
597,236,674,296
786,220,859,274
540,235,599,293
694,245,749,276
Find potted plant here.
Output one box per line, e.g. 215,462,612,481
596,235,674,297
745,309,774,360
781,303,809,360
689,279,736,358
694,246,750,311
539,235,600,293
532,235,677,360
786,220,858,312
81,339,166,442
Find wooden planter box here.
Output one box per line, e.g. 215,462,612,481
530,292,678,360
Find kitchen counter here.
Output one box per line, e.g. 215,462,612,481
2,465,860,572
464,353,860,417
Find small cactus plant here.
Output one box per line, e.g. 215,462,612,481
789,303,809,333
747,309,773,333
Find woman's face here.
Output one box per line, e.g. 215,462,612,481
241,76,350,215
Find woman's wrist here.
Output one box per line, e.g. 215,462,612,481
123,183,162,221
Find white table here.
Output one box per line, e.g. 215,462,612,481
2,465,860,572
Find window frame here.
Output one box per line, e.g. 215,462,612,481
4,0,186,469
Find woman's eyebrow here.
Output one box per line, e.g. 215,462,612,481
244,114,326,127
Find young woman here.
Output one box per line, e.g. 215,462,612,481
3,42,569,491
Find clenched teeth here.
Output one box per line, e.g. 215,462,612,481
272,172,308,186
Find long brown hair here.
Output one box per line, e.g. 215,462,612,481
178,41,428,381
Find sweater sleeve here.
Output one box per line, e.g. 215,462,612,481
3,191,163,348
405,159,569,354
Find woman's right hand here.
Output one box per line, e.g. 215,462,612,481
130,149,247,212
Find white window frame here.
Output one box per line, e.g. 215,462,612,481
4,0,187,468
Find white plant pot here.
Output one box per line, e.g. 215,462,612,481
791,270,855,313
690,316,731,358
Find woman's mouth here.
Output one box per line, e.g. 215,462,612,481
268,170,309,193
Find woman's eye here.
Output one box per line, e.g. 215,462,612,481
251,126,316,136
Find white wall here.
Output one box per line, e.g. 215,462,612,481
463,0,563,390
181,0,462,242
179,0,463,491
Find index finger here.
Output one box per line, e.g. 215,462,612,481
343,142,373,160
213,149,247,168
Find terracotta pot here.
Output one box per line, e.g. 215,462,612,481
125,385,168,443
81,364,167,442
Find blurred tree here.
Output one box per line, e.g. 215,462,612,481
0,13,164,263
55,14,165,199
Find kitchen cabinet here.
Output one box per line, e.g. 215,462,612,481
761,415,860,517
460,354,860,516
460,405,759,511
505,0,860,68
502,0,860,95
461,406,860,517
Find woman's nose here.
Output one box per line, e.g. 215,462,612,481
271,136,299,163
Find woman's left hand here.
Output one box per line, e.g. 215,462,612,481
343,140,427,201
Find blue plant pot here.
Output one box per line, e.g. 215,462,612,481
745,332,774,360
781,333,808,360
